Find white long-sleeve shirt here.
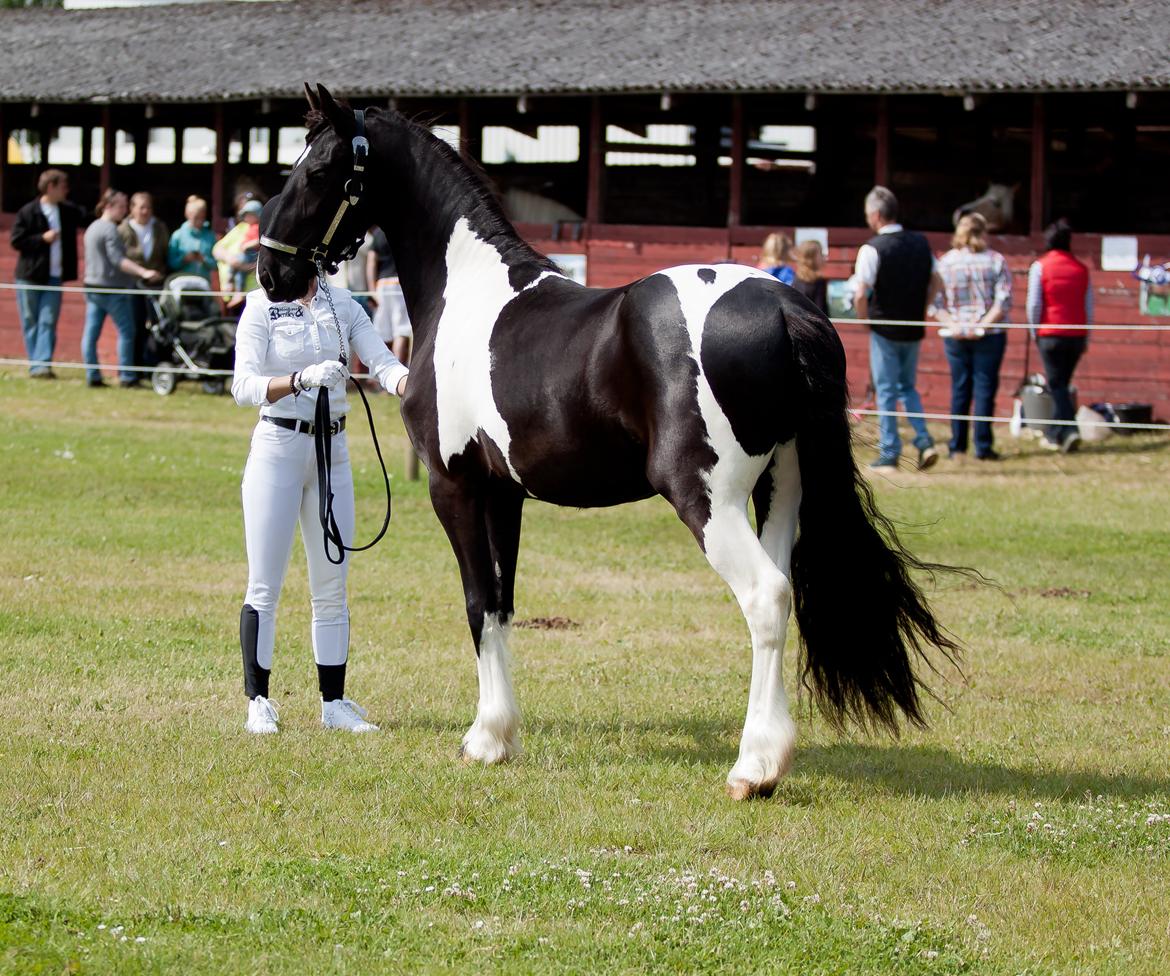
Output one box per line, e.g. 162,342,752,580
231,285,408,422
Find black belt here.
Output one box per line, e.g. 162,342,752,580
263,414,346,436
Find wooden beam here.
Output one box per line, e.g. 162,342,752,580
458,98,471,162
1030,94,1045,236
728,94,744,228
874,95,890,186
100,107,113,190
212,104,226,235
0,105,6,211
586,95,603,224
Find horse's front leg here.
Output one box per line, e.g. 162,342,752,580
429,473,522,764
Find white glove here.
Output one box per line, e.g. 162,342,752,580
298,360,348,391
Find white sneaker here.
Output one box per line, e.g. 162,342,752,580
245,696,280,734
321,698,379,733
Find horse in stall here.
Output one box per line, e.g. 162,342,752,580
257,85,959,800
952,183,1019,233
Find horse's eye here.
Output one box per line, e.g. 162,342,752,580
306,168,328,187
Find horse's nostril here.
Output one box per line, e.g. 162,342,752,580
258,268,274,291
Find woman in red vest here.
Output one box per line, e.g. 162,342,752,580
1026,219,1092,452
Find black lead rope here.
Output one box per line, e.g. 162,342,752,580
312,261,393,566
314,373,392,566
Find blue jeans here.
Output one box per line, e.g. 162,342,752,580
16,277,62,374
943,332,1007,457
870,333,933,460
82,291,137,384
1036,336,1086,445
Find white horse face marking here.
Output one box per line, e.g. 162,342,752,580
433,217,563,481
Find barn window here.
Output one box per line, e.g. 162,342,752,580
605,124,695,167
47,127,84,165
7,130,41,165
146,128,176,164
181,127,216,164
247,128,270,164
482,125,579,163
88,129,137,166
276,127,307,165
431,124,461,151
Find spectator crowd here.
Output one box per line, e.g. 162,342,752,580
7,167,1101,457
9,170,409,387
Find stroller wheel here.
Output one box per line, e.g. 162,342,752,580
152,364,178,396
201,378,226,396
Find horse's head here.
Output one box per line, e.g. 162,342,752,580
257,83,372,302
952,182,1018,232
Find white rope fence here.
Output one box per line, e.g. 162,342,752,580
1,282,1166,431
2,357,1165,433
0,281,384,299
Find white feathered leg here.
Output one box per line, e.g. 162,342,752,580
704,444,801,800
460,613,522,764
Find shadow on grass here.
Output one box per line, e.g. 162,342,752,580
401,710,1170,801
792,741,1170,802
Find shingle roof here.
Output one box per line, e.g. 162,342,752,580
3,0,1168,104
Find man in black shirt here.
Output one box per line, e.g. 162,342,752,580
851,186,941,470
10,169,84,378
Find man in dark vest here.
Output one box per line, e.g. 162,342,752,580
10,169,85,378
851,186,941,470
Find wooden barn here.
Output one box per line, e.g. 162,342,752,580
2,0,1168,421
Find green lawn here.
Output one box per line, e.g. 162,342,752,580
1,370,1167,975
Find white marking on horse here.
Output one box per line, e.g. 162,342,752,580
461,613,522,763
659,264,776,503
660,265,797,796
433,217,564,481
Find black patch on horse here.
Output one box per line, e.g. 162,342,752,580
697,268,717,285
701,278,797,457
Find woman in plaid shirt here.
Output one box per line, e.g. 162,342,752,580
929,213,1012,460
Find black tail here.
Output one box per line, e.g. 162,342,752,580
782,301,961,734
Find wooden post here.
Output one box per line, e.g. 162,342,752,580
211,104,226,232
458,97,471,162
1030,94,1045,236
874,94,890,186
586,95,603,224
100,107,113,191
403,335,419,480
728,94,744,229
0,105,6,211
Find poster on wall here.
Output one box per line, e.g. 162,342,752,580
1100,236,1138,272
795,227,829,252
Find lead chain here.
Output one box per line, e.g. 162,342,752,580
315,258,348,367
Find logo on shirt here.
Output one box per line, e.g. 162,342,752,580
269,305,304,321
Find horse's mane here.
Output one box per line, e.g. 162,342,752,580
305,105,559,274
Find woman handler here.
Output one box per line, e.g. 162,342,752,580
231,278,408,734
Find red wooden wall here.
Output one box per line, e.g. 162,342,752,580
3,215,1167,424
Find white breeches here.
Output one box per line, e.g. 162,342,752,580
241,421,353,668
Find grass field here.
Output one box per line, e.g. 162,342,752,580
1,369,1168,975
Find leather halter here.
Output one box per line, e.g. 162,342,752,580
260,109,369,274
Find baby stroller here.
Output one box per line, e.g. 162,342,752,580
146,275,236,396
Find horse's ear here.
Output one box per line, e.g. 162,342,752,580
316,84,352,134
304,82,320,112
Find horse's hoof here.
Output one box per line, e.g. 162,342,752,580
726,778,778,801
458,725,520,765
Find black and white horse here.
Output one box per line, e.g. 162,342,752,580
258,86,958,800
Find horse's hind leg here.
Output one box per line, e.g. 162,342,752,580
429,473,522,764
654,448,797,800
